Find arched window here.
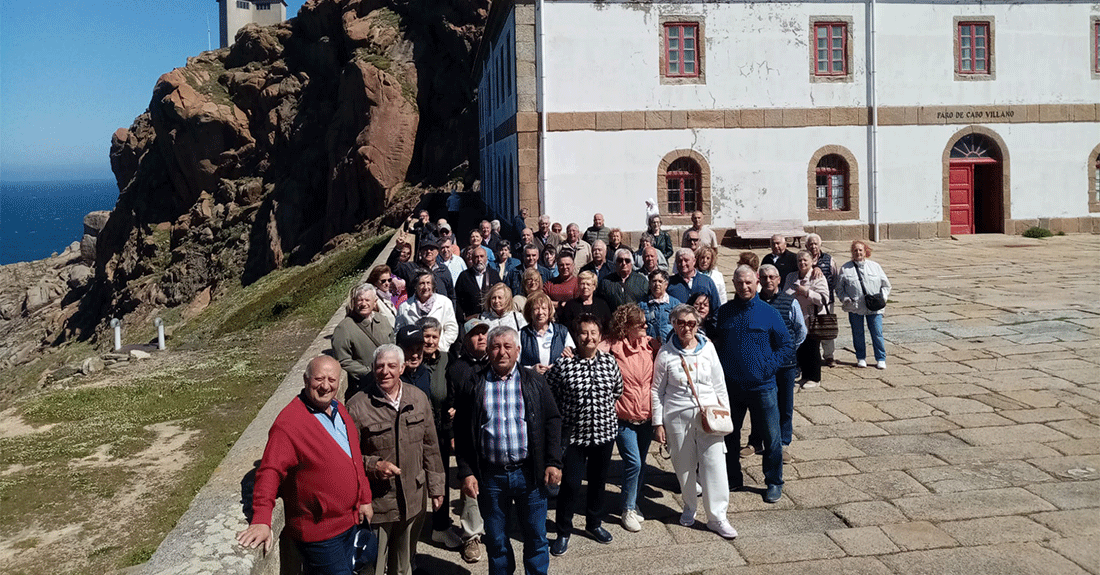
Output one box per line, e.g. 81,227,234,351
666,157,701,215
815,154,849,211
950,134,999,160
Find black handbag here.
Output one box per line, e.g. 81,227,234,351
854,264,887,311
808,303,839,340
350,522,378,571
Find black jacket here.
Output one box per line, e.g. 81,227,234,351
454,268,501,319
453,364,563,486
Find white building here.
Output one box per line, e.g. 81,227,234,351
218,0,288,49
475,0,1100,240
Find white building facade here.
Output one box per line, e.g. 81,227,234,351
476,0,1100,240
218,0,288,49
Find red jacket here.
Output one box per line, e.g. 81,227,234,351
251,395,372,543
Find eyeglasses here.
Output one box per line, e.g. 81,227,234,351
675,320,699,328
379,276,392,282
616,258,632,263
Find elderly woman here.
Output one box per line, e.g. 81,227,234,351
837,240,892,369
367,265,403,326
639,214,673,260
603,304,658,533
639,269,681,342
513,267,544,312
480,283,527,330
687,292,719,341
519,291,575,374
491,243,521,276
784,251,830,388
606,227,632,258
696,246,727,305
333,283,396,400
557,270,612,333
805,233,840,366
396,271,459,350
652,305,737,539
547,314,623,555
347,344,446,575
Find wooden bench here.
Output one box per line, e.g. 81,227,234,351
734,220,806,248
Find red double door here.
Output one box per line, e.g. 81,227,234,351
948,159,1000,235
948,163,976,235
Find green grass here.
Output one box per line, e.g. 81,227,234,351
0,231,393,573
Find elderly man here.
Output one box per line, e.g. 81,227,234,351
634,237,669,272
480,220,503,255
507,243,552,296
713,266,794,504
583,213,610,246
349,345,445,575
395,239,455,302
667,248,721,312
598,248,649,309
456,246,502,320
516,227,537,253
332,283,395,400
438,237,466,288
544,252,580,307
580,239,613,282
533,215,560,251
742,264,806,463
762,235,798,282
682,229,702,250
237,356,373,575
453,326,563,575
681,210,719,249
561,223,593,268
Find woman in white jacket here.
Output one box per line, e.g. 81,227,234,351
396,271,459,350
652,304,738,540
836,240,892,370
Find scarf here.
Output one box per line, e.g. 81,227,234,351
415,293,436,317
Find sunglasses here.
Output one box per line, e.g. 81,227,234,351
675,320,699,328
616,258,632,263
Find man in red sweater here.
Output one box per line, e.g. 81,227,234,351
237,355,374,575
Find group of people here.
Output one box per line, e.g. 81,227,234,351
238,207,892,575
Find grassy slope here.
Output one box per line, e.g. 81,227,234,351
0,232,391,574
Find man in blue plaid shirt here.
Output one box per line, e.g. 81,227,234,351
453,326,563,575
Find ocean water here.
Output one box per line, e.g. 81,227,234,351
0,180,119,265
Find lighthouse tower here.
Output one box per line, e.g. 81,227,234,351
217,0,288,48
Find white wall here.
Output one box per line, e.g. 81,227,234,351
542,127,868,231
876,3,1098,106
542,2,868,112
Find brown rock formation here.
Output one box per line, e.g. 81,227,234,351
59,0,487,344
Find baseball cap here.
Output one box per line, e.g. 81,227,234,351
396,325,424,349
463,318,490,335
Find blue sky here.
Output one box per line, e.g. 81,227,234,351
0,1,307,182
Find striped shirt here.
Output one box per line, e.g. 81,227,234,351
481,366,529,464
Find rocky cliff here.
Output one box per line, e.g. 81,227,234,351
56,0,486,343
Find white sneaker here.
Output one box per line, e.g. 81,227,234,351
431,526,463,549
802,380,820,388
706,519,738,539
621,509,642,532
857,359,867,368
876,361,887,370
679,507,696,527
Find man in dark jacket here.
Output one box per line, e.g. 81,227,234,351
455,246,502,320
597,248,648,309
453,325,563,575
762,234,798,282
713,265,794,505
394,240,455,302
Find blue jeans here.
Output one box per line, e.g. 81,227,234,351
478,466,549,575
849,313,886,362
746,366,796,447
725,384,783,489
294,526,354,575
616,421,653,513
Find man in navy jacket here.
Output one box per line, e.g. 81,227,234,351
713,265,794,504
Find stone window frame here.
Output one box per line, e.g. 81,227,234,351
954,16,996,81
807,145,860,222
1092,17,1100,80
1089,143,1100,213
659,15,706,86
809,16,855,83
657,149,711,226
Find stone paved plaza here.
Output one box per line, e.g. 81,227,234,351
415,234,1099,575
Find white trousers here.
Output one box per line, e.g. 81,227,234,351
665,408,730,523
820,338,835,359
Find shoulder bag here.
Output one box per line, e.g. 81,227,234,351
680,356,733,436
854,264,887,311
808,301,839,340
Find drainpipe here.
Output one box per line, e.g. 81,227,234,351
535,0,547,217
867,0,881,241
110,318,122,351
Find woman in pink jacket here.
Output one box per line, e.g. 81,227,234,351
784,251,830,388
